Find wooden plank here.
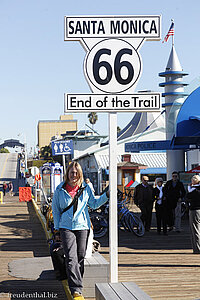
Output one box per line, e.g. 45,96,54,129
122,282,152,300
83,276,110,288
93,252,109,265
95,282,151,299
95,283,119,300
84,266,109,278
85,255,99,265
109,282,137,299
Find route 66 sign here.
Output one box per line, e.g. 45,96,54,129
84,38,142,93
65,16,161,94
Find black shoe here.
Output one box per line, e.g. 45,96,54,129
168,226,173,232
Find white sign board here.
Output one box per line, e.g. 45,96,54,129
65,15,161,40
65,15,161,94
65,93,161,112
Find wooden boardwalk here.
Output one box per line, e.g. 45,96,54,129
0,194,68,300
98,212,200,300
0,195,200,300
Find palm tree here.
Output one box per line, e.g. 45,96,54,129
117,126,121,133
0,148,9,153
40,145,52,160
88,112,98,131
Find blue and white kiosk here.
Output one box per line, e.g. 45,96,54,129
41,162,63,198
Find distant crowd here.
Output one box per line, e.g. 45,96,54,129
134,172,200,254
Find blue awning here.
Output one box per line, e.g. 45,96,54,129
141,167,166,174
176,87,200,137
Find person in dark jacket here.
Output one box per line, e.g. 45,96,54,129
153,177,167,235
186,175,200,254
3,182,7,196
163,171,186,232
134,176,153,231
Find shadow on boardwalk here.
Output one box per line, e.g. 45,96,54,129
98,213,192,251
0,279,65,300
0,202,47,257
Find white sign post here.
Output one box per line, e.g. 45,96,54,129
64,15,161,283
109,111,118,281
30,166,39,177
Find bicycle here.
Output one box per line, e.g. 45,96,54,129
118,191,145,237
89,188,145,238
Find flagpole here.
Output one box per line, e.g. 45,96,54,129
171,19,174,46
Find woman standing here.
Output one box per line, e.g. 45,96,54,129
52,162,108,300
153,177,167,235
186,175,200,254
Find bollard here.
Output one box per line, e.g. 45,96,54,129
0,191,4,204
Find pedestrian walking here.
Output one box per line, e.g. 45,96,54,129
8,181,14,196
186,175,200,254
3,182,7,196
134,175,153,232
153,177,167,235
163,171,186,232
52,161,109,300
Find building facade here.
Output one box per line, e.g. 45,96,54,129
37,115,77,148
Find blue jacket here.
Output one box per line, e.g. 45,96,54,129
52,181,108,230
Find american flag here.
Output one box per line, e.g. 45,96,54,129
163,22,174,43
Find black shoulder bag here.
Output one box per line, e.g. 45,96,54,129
61,185,86,215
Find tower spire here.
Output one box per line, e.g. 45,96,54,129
166,45,182,71
159,38,188,179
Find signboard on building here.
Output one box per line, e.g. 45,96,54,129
51,140,73,156
125,140,190,152
125,140,170,152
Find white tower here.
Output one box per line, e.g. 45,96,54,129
159,45,188,179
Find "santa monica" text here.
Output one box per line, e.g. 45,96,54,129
65,16,161,39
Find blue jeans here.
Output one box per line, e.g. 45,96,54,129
60,228,89,295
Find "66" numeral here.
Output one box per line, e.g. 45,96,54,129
93,48,134,85
85,39,141,93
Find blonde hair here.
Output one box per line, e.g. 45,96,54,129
192,175,200,185
64,161,84,187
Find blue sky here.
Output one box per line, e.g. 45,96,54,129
0,0,200,152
